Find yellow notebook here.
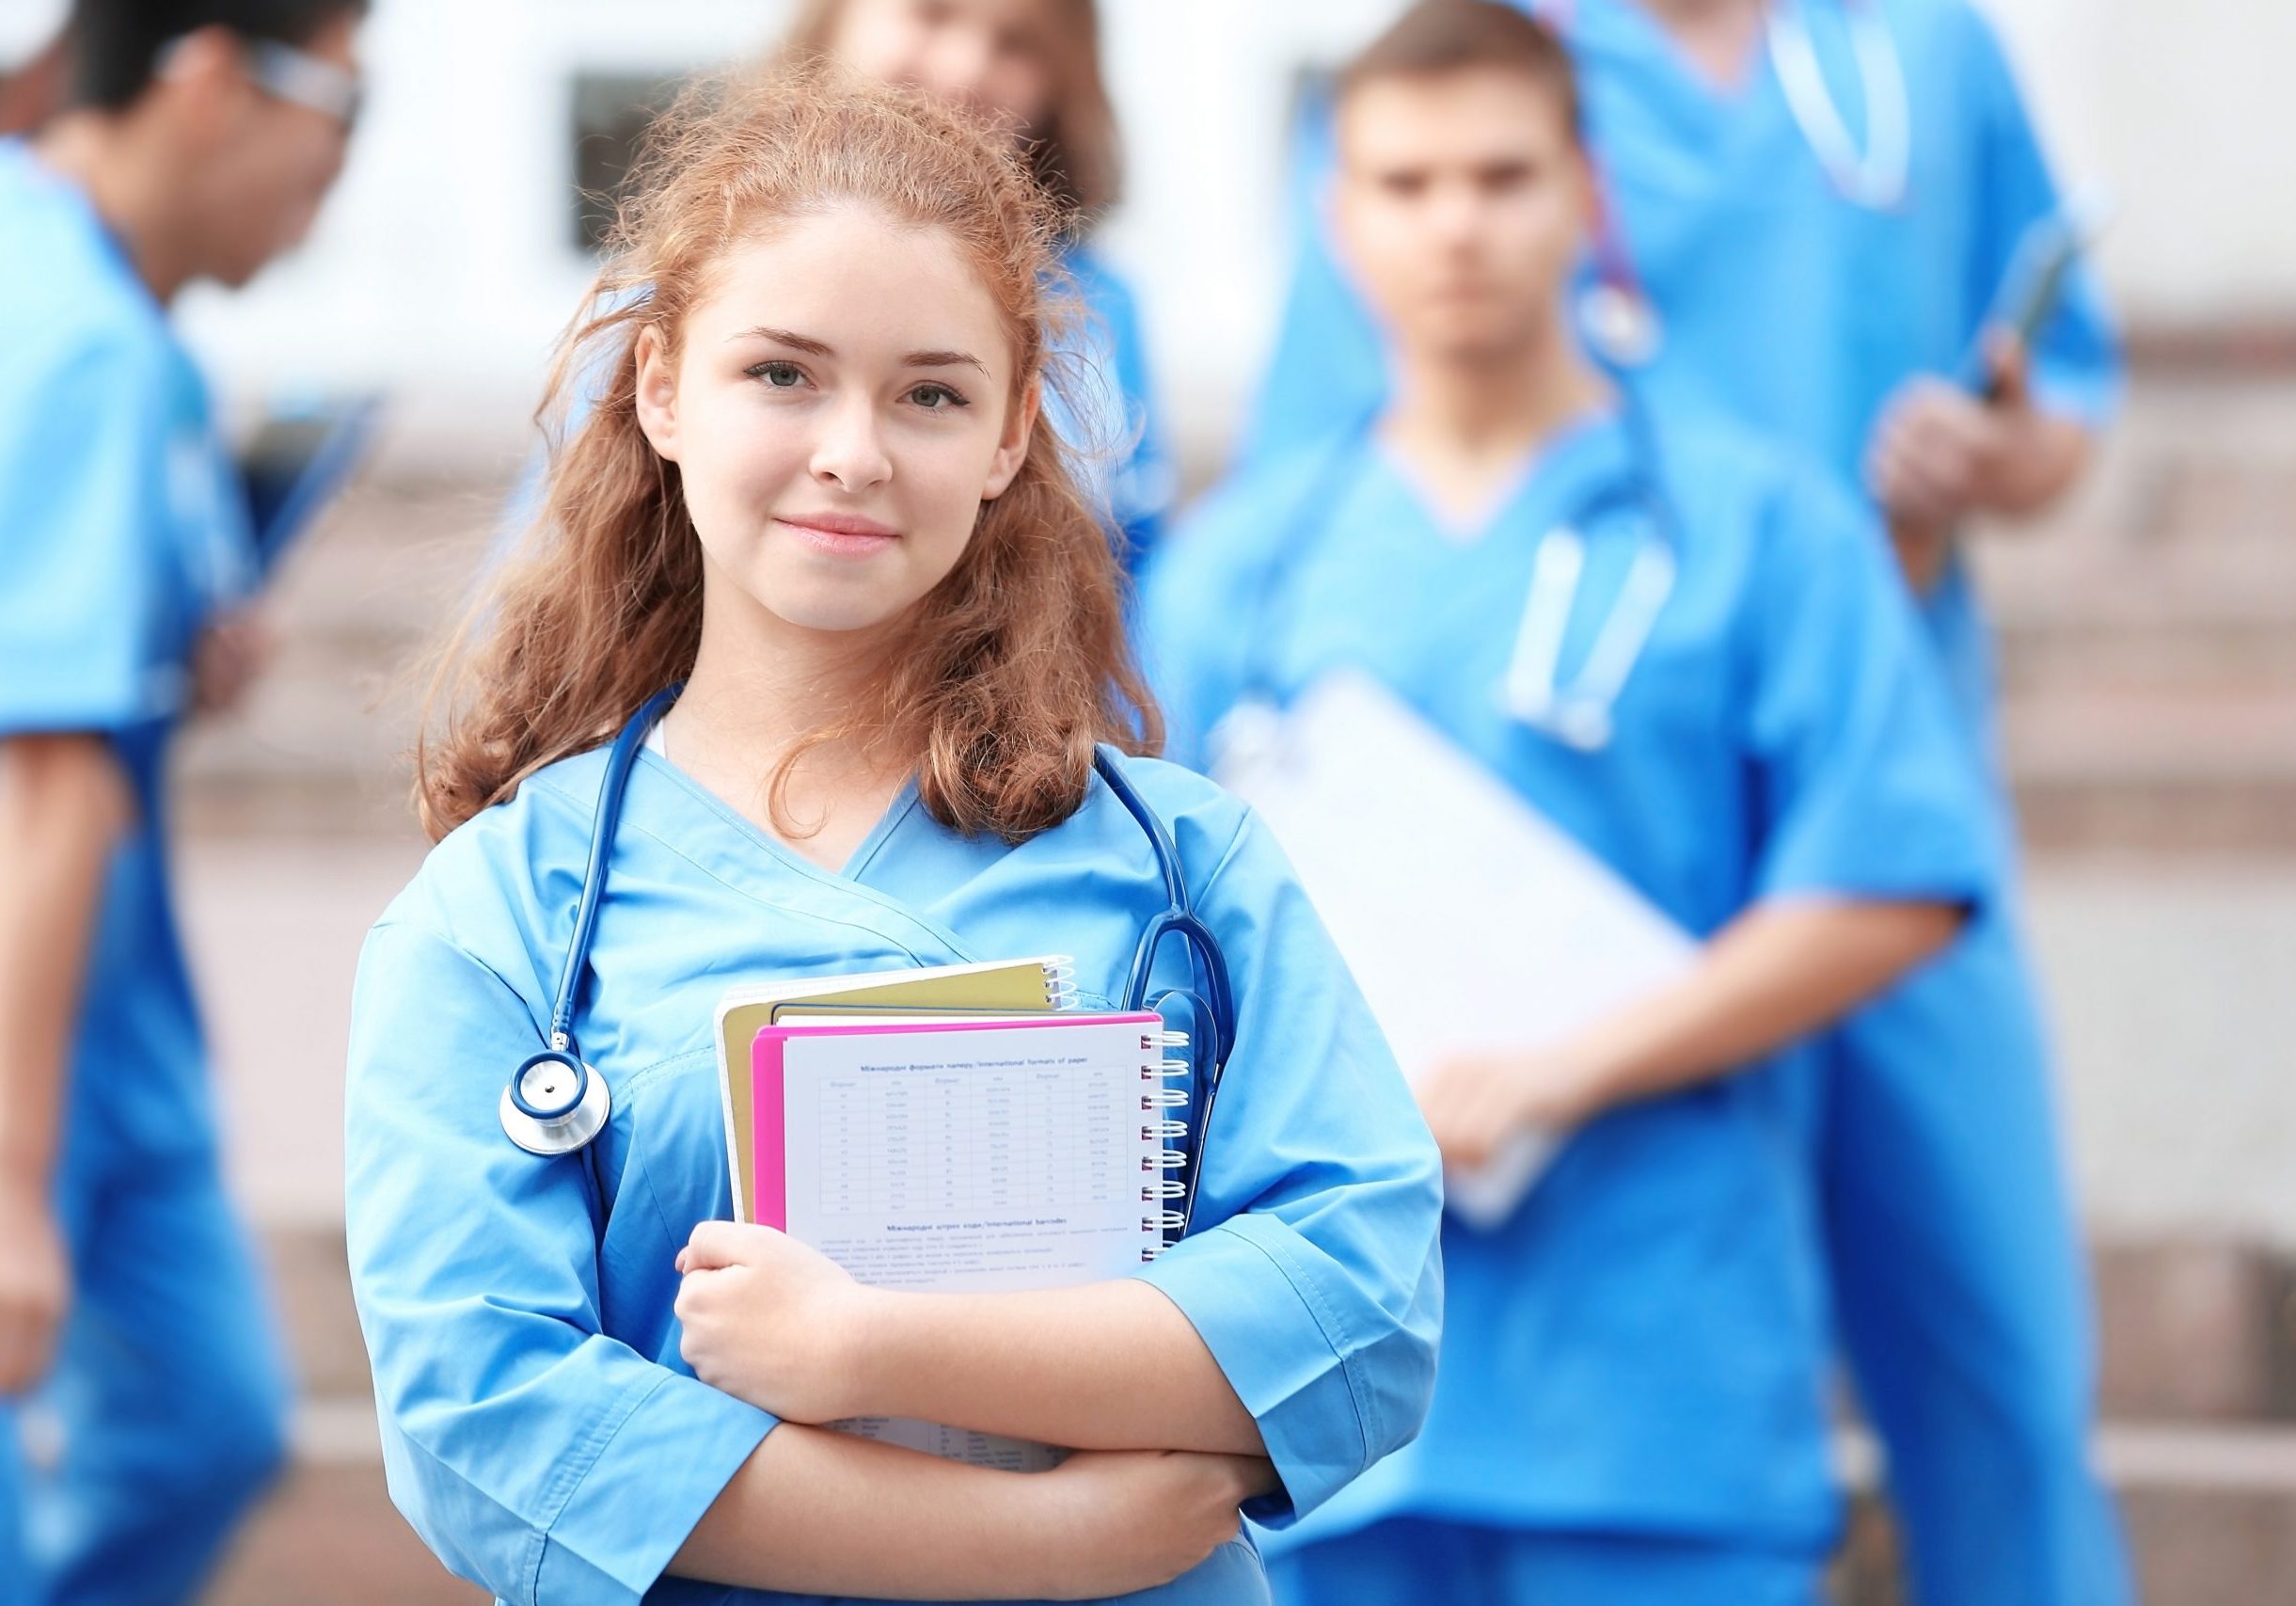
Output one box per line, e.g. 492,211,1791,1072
713,957,1074,1221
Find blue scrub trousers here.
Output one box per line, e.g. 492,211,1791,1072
1810,571,2130,1604
1819,910,2130,1606
1266,1519,1823,1606
3,1138,291,1605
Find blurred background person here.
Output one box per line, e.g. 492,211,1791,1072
1239,4,2130,1602
1144,6,1992,1598
0,2,364,1600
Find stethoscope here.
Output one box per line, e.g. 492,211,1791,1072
1540,0,1911,368
499,685,1240,1239
1217,388,1681,765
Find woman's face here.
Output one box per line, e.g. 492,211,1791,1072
634,203,1033,638
826,0,1060,133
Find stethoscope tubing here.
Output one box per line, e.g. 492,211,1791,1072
1231,387,1681,755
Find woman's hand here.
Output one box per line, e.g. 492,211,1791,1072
675,1221,882,1423
1026,1448,1273,1599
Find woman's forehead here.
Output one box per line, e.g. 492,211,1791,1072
689,208,1014,364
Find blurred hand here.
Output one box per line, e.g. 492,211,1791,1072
1866,329,2032,539
1031,1447,1269,1598
191,608,275,720
1889,517,1956,595
1416,1045,1594,1169
676,1221,878,1423
0,1174,69,1394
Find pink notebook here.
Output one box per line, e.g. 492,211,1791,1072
750,1013,1192,1471
751,1013,1180,1236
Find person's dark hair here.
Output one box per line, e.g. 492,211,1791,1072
1337,0,1581,143
63,0,362,111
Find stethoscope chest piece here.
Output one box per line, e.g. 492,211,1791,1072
499,1048,613,1157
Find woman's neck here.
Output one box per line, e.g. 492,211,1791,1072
1384,328,1613,527
663,560,910,867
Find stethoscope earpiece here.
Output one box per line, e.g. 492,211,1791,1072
499,1048,614,1157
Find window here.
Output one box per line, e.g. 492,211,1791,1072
569,70,689,252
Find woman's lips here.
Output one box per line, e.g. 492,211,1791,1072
774,512,901,557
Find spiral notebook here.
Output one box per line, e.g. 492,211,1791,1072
713,956,1076,1224
752,1012,1191,1471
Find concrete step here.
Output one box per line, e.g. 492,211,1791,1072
204,1453,484,1605
2003,683,2296,853
1835,1423,2296,1606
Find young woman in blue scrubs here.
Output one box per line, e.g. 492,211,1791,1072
346,68,1440,1605
0,3,363,1599
1243,5,2130,1601
1142,7,1992,1599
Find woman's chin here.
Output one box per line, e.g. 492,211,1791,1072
754,580,917,638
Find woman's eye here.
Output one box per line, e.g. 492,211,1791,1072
750,360,806,389
909,383,968,410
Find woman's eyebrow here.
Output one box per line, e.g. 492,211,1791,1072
904,349,990,376
727,328,987,378
731,326,833,355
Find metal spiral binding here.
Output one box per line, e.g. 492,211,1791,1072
1139,1034,1196,1259
1045,957,1079,1010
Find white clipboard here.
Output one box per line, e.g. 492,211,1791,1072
1215,671,1698,1227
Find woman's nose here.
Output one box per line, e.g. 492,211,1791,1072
809,397,894,493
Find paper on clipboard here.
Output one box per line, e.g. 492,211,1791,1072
1214,671,1697,1228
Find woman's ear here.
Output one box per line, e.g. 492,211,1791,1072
981,381,1039,501
632,325,681,462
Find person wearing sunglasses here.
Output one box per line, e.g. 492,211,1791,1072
0,4,364,1601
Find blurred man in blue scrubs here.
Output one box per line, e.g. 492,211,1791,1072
1243,4,2129,1604
0,3,363,1599
1146,5,2013,1598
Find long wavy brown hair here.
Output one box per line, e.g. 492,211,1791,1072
778,0,1120,220
415,64,1159,845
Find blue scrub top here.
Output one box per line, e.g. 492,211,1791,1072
1243,0,2122,735
344,747,1443,1605
1138,407,1998,1549
0,139,256,1163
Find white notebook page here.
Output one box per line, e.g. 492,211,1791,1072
772,1017,1164,1469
